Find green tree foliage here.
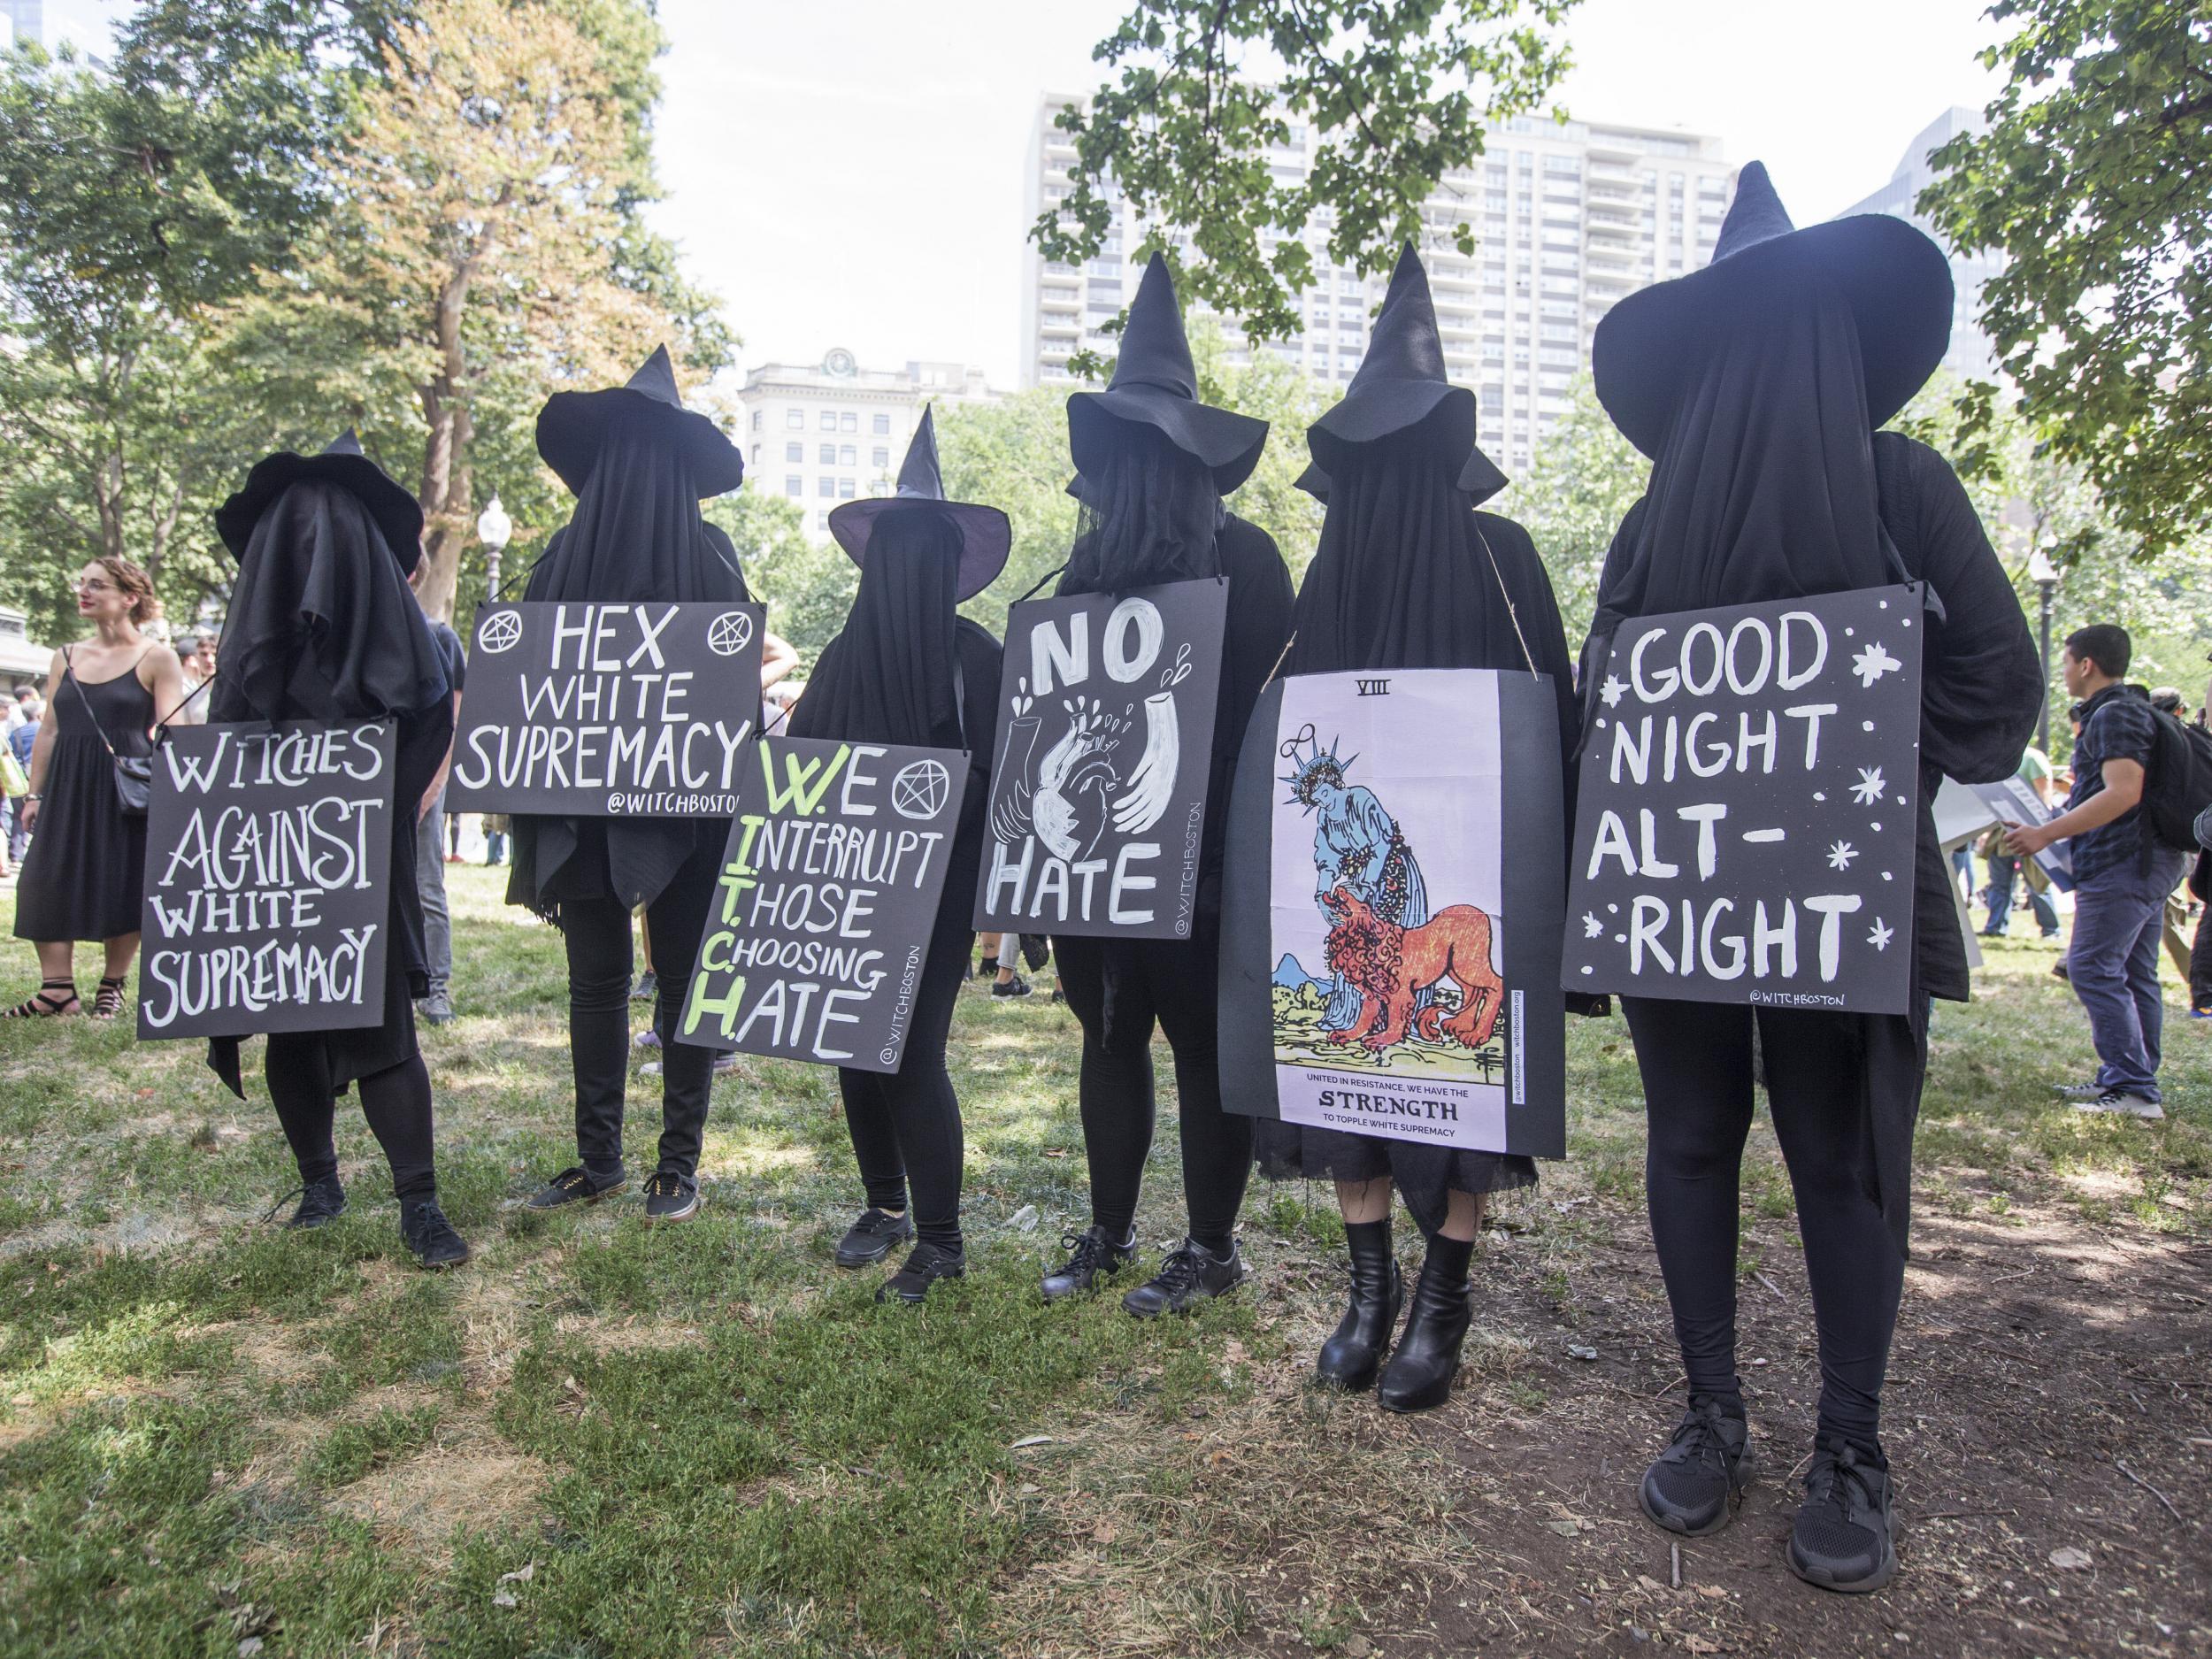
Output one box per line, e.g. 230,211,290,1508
1491,372,1646,641
1921,0,2212,554
705,489,856,668
1035,0,1577,372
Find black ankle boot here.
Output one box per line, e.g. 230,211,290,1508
1377,1234,1474,1414
1316,1220,1402,1391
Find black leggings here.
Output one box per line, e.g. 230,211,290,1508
1624,997,1918,1451
1054,933,1253,1255
267,1036,437,1203
839,908,973,1252
561,843,721,1179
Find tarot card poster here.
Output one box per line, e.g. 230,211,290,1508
1217,670,1567,1158
974,578,1227,939
1563,584,1924,1015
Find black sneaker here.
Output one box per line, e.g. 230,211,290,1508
1041,1225,1137,1302
990,974,1033,999
1638,1394,1754,1536
280,1173,348,1231
1123,1238,1245,1317
1788,1437,1897,1593
630,969,658,1002
401,1198,471,1270
835,1206,914,1267
642,1171,702,1224
526,1165,627,1210
878,1240,965,1304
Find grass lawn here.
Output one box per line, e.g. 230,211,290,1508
1,864,2207,1658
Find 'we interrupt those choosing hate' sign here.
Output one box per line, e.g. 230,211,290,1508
138,721,396,1041
1563,584,1925,1016
679,735,968,1074
448,600,766,818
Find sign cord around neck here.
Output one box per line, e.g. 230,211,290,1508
1472,523,1540,678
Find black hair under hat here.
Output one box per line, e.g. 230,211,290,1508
1066,253,1269,493
1304,244,1508,503
215,429,426,570
1593,161,1954,459
827,404,1010,601
535,344,743,499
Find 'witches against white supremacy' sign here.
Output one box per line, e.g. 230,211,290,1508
1563,585,1924,1016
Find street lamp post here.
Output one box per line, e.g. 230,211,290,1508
476,495,513,603
2027,543,2059,754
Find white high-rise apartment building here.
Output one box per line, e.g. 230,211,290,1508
1020,96,1733,473
735,350,995,542
1837,107,2003,382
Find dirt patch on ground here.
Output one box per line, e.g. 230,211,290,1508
326,1432,548,1564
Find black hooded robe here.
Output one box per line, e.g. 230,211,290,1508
1254,434,1581,1239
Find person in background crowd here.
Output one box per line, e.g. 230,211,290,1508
1257,245,1572,1407
1586,165,2039,1593
409,560,466,1025
483,812,510,867
981,932,1031,998
793,407,1006,1303
5,694,36,864
207,430,469,1268
8,557,187,1018
512,347,749,1225
174,633,217,726
1982,746,2061,940
2008,626,2191,1118
1039,254,1294,1321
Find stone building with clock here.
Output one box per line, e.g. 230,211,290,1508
736,349,998,542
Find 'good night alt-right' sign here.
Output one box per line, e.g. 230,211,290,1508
1563,584,1924,1015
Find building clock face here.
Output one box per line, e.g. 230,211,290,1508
823,348,856,378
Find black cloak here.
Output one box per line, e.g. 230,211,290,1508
506,409,754,923
206,476,455,1098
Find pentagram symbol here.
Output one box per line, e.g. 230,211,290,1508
476,610,523,654
707,611,755,657
890,758,951,820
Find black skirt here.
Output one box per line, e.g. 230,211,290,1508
1253,1120,1537,1238
13,731,146,943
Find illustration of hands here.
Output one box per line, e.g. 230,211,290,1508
1033,695,1129,862
1110,692,1179,835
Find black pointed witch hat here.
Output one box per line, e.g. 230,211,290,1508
1304,244,1507,503
535,344,744,498
828,405,1010,601
1593,161,1954,458
215,429,426,570
1066,253,1269,493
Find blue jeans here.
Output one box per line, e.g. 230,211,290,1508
1983,852,2058,936
413,791,452,995
2068,855,2188,1101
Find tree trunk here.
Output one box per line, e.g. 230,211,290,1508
415,266,474,624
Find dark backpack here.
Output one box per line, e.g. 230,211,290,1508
2144,710,2212,852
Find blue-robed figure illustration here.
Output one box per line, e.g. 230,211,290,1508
1282,726,1430,1032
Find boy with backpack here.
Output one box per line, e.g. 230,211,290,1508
2007,625,2212,1117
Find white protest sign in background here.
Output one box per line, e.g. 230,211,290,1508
138,721,395,1040
1563,584,1925,1015
448,600,764,818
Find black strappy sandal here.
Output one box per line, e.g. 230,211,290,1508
4,979,80,1018
90,976,127,1020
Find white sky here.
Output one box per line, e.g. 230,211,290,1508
649,0,2008,388
35,0,2010,389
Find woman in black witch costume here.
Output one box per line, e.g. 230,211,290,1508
209,432,470,1269
513,347,752,1225
1586,165,2038,1594
1257,245,1580,1413
790,409,1006,1303
1036,254,1295,1318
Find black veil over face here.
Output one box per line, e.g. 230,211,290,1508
524,408,749,607
1593,276,1891,623
789,508,964,750
1286,416,1534,677
1063,421,1223,595
213,480,449,725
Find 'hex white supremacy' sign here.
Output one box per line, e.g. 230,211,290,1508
1563,585,1924,1015
448,601,764,817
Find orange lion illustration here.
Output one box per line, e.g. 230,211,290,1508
1319,883,1503,1055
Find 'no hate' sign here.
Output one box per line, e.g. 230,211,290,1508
1563,585,1924,1015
